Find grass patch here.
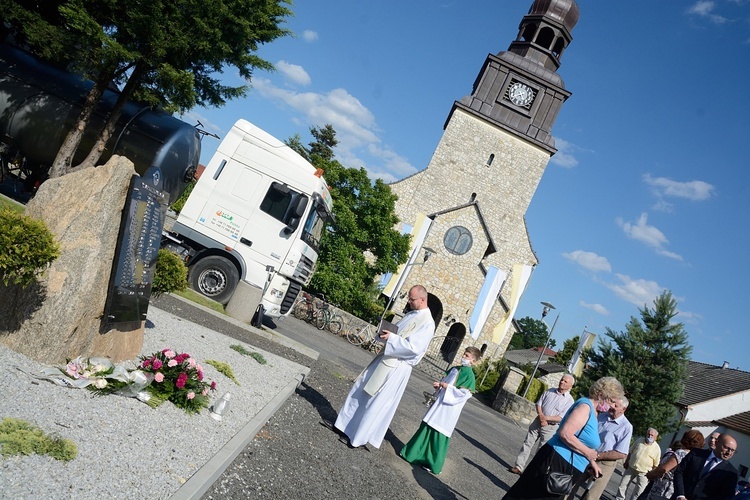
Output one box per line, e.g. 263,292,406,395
174,288,226,314
249,352,266,365
230,344,252,356
205,359,239,385
0,418,77,461
0,195,24,214
230,344,267,365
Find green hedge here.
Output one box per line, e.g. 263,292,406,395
518,375,548,402
0,208,60,287
151,249,188,298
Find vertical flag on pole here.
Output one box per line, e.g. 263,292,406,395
568,329,596,376
468,266,508,339
491,263,533,344
381,213,432,298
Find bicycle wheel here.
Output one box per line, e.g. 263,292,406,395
291,301,308,320
346,326,366,346
315,309,330,330
370,340,384,355
327,316,343,335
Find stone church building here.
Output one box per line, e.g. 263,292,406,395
383,0,580,364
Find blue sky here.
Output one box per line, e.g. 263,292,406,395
184,1,750,370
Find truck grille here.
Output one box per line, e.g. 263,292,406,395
280,281,302,314
293,254,315,284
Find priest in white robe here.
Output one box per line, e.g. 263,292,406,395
334,285,435,449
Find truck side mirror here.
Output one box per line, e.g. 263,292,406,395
283,217,300,234
283,195,308,234
294,196,308,217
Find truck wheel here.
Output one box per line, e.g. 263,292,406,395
188,256,239,305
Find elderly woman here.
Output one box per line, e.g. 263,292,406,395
503,376,625,500
643,429,705,500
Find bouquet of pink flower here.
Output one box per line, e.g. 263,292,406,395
139,348,217,413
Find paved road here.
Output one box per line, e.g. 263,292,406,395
155,295,625,499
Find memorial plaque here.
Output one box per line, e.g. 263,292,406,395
104,175,167,327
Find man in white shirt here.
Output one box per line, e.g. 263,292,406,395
567,396,633,500
509,374,575,474
331,285,435,449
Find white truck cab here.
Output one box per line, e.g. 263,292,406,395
163,119,333,322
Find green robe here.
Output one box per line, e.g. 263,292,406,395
399,365,475,474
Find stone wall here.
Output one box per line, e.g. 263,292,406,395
492,388,536,426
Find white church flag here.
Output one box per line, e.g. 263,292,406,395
491,263,533,344
381,213,432,298
468,266,508,339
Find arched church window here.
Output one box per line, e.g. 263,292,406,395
444,226,473,255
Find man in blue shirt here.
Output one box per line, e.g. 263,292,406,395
568,396,633,500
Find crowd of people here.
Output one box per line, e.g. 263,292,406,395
319,284,742,499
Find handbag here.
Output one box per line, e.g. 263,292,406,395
545,419,585,495
546,469,574,495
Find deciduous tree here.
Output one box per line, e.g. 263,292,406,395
508,316,556,351
289,126,410,320
579,291,692,437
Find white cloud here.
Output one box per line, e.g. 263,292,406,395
562,250,612,273
549,137,579,168
643,173,715,201
301,30,318,42
687,1,728,23
606,274,664,307
249,78,417,179
580,301,609,315
616,213,683,261
275,61,311,86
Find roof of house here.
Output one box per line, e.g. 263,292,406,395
715,411,750,436
678,361,750,407
504,347,557,366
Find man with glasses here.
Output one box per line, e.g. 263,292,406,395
330,285,435,449
673,433,738,500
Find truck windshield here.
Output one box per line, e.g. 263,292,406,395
301,201,329,253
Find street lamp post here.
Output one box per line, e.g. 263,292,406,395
521,301,559,398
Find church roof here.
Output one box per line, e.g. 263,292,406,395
529,0,580,32
678,361,750,407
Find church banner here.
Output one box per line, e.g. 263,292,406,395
491,263,534,344
469,266,508,339
381,213,432,298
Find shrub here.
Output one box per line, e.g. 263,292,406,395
0,207,60,287
518,375,547,402
151,249,188,298
0,417,77,461
473,358,506,393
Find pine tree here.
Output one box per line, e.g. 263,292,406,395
579,291,692,437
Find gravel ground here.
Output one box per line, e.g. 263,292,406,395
0,303,308,500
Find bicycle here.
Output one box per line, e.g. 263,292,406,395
314,302,343,334
291,292,316,322
345,322,383,354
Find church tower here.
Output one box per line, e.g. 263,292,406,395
386,0,580,366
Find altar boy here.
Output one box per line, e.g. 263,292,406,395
399,346,480,474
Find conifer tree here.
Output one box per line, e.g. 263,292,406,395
579,291,692,436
